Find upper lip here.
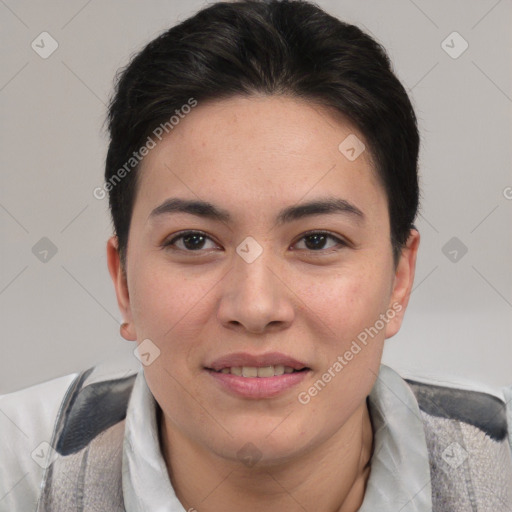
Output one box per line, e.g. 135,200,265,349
207,352,309,372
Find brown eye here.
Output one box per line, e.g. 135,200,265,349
293,231,346,252
164,231,218,252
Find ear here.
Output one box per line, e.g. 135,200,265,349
384,229,420,339
107,235,137,341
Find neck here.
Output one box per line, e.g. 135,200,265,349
159,398,374,512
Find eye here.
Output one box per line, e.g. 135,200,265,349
164,231,219,252
291,231,347,252
163,230,347,254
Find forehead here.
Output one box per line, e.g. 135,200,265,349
134,95,386,225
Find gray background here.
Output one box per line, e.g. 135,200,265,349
1,0,511,394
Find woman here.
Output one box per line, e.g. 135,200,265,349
1,1,511,511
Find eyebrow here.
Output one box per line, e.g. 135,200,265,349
148,196,365,227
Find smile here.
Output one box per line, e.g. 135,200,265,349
214,365,307,377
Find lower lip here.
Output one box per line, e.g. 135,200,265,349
206,369,310,399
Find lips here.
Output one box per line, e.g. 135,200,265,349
206,351,309,373
205,352,310,399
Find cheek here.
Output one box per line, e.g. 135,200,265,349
298,273,388,419
302,266,392,344
129,264,206,418
128,258,209,338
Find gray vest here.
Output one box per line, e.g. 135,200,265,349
36,367,512,511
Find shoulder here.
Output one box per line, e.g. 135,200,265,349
0,362,139,511
402,371,512,509
0,371,80,511
404,375,509,442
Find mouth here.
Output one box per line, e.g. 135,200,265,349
204,352,311,399
205,351,310,375
207,365,309,377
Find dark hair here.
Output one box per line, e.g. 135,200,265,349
104,0,420,272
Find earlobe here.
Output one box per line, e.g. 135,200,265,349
384,229,420,339
106,236,137,341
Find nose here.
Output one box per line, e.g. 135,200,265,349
216,245,295,334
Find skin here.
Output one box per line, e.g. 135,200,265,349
107,94,420,512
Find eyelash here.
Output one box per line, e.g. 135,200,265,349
162,230,348,255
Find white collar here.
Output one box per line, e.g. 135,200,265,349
358,365,432,511
122,364,432,512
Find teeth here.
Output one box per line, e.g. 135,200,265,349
218,365,300,377
256,366,274,377
273,365,285,376
242,366,258,377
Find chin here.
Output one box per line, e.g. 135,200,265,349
209,421,314,467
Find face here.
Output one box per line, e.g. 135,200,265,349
108,95,419,465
